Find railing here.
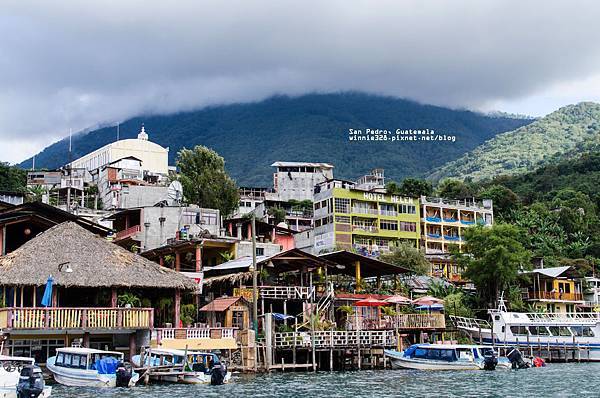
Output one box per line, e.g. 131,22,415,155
379,209,398,217
347,314,446,330
0,307,153,330
352,207,378,216
154,327,237,341
258,286,315,300
527,291,583,301
274,330,396,349
450,315,492,330
352,225,378,233
115,225,141,240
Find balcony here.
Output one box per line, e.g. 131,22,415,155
346,314,446,330
379,209,398,217
154,327,237,342
352,225,378,233
258,286,316,300
115,225,141,241
0,307,154,330
527,291,584,302
352,207,378,216
274,330,396,349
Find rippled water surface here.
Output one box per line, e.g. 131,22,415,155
50,363,600,398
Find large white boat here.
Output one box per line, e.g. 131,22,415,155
132,349,231,384
46,347,139,388
451,298,600,360
0,355,51,397
385,344,511,370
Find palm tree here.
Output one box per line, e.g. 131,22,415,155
27,185,45,202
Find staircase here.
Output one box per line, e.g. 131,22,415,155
295,282,335,330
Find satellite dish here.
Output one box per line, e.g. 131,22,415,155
167,181,183,204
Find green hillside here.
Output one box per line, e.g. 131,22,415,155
18,92,531,186
429,102,600,182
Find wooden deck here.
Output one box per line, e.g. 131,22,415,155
274,330,396,349
0,307,153,330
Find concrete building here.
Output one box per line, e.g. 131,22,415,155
107,205,221,251
27,169,86,209
312,177,420,255
69,125,169,181
0,191,24,206
268,162,334,202
420,196,493,255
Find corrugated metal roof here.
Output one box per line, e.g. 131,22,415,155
526,266,572,278
271,161,334,168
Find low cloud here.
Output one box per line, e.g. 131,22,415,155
2,0,600,162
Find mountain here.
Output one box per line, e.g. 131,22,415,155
19,92,532,186
429,102,600,183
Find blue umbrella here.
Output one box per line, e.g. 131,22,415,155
41,276,54,307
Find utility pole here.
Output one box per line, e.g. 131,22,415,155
251,214,258,335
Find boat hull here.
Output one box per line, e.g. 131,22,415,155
150,371,231,384
47,361,139,388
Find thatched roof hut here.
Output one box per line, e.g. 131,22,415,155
0,222,197,291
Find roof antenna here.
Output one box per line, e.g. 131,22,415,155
117,123,120,141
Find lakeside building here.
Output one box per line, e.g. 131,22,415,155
68,125,169,182
420,196,493,255
521,266,584,313
0,221,199,363
312,172,420,255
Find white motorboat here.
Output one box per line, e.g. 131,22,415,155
132,348,231,384
0,355,51,397
451,296,600,360
385,344,511,370
46,347,139,388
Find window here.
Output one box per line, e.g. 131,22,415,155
528,326,550,336
571,326,595,337
335,215,351,224
548,326,571,337
256,248,264,256
380,220,398,231
202,212,218,225
400,222,417,232
334,198,350,213
399,204,416,214
314,202,321,210
510,326,528,335
55,353,64,366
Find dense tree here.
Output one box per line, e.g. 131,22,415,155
0,162,26,192
176,146,240,217
478,184,520,221
386,178,432,197
436,178,475,199
457,224,531,307
380,242,430,275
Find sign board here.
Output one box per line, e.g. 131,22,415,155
234,288,256,302
174,329,187,339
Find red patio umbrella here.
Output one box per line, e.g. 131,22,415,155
412,295,444,306
354,296,389,307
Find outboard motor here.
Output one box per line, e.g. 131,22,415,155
115,361,133,387
482,352,498,371
506,347,529,369
210,363,227,385
16,365,45,398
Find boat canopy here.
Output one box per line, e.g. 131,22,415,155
95,357,120,374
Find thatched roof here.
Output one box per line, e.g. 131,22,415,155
0,222,197,290
203,272,252,287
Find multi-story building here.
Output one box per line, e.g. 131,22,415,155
312,178,420,255
420,196,493,255
69,125,169,182
521,266,584,313
269,161,334,201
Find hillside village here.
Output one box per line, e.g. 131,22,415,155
0,122,598,372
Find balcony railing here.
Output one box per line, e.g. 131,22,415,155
0,307,153,330
154,327,237,342
526,291,583,302
346,314,446,330
258,286,316,300
352,225,378,233
379,210,398,217
115,225,141,240
352,207,378,216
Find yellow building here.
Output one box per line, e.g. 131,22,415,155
522,266,584,313
69,125,169,180
313,179,420,254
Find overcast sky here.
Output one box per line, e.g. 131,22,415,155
2,0,600,164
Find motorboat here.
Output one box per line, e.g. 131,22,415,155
0,356,51,397
46,347,138,388
132,348,231,384
385,344,512,370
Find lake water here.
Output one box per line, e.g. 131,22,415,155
50,363,599,397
